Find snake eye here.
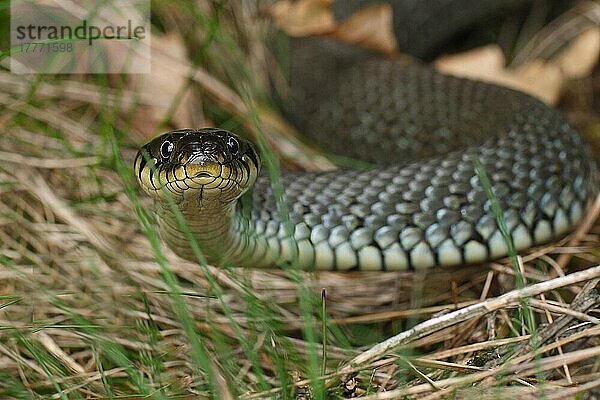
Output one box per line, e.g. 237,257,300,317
227,137,239,155
160,140,174,159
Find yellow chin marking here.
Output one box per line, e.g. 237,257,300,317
140,157,252,205
139,169,154,192
174,166,187,181
184,162,222,179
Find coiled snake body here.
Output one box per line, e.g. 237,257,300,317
135,46,597,272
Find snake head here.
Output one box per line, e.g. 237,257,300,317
134,128,260,205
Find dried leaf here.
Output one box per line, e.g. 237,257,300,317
268,0,336,36
435,25,600,106
125,33,198,135
435,45,563,104
435,45,506,80
330,3,397,55
556,27,600,79
512,61,563,105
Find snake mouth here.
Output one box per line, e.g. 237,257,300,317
184,163,222,184
194,171,216,182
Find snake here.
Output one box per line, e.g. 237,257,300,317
134,6,598,272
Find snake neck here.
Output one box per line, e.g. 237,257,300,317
157,195,282,267
157,198,244,265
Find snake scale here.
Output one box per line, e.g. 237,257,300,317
135,3,598,271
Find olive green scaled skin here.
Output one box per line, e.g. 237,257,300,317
135,62,597,270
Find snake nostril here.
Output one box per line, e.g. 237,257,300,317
180,141,223,165
188,153,218,164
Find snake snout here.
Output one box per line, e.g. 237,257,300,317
179,140,227,182
185,162,222,182
187,153,219,165
180,140,223,162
